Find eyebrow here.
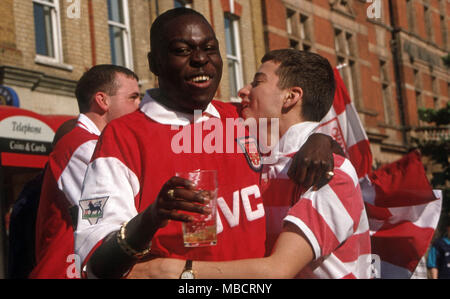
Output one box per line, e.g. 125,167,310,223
169,37,218,46
253,72,268,80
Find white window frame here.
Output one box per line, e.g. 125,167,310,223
33,0,64,65
174,0,192,8
107,0,134,69
224,13,244,102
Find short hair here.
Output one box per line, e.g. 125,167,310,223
149,8,211,73
261,49,335,122
75,64,139,113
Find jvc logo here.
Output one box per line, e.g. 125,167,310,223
366,0,382,19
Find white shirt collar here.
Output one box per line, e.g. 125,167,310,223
274,121,319,157
77,113,101,136
139,89,221,126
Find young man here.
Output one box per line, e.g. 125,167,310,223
30,65,140,278
427,219,450,279
139,49,372,279
74,9,337,279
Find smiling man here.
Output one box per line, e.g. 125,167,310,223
73,8,337,279
135,49,372,279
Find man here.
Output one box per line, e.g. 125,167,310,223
8,118,77,279
427,219,450,279
74,9,336,279
138,49,372,279
30,65,140,278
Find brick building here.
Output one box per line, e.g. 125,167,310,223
0,0,266,114
260,0,449,165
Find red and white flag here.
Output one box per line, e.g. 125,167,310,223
316,69,442,278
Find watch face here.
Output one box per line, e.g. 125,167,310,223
180,270,195,279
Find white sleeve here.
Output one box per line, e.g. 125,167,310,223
74,157,140,266
57,140,97,207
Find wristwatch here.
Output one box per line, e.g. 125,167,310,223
179,260,196,279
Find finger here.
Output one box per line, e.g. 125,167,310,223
287,153,298,180
313,160,332,190
158,209,194,223
160,199,211,215
166,176,197,191
295,157,310,186
304,160,321,191
166,188,211,204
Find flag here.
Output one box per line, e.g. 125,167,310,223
316,68,442,278
316,69,372,179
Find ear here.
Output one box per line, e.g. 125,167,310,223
282,86,303,110
92,91,109,113
148,51,160,76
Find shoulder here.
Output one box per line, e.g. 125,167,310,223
50,127,98,162
212,100,240,118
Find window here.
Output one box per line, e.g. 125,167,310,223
286,8,312,51
335,28,360,108
406,0,416,33
224,14,243,100
424,5,434,42
379,60,394,125
107,0,133,68
174,0,192,8
33,0,63,62
440,14,448,49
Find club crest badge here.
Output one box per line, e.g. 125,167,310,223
237,136,262,172
79,196,109,225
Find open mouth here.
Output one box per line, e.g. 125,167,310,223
186,74,212,88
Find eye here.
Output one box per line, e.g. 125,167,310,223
204,44,218,52
173,47,191,56
251,80,262,88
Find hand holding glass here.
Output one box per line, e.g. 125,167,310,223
176,170,218,247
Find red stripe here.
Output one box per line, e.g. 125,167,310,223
329,167,364,231
347,140,372,178
288,199,340,257
370,151,435,208
371,221,435,271
1,152,48,168
333,231,371,263
262,178,300,207
341,273,357,279
364,202,392,220
332,69,351,114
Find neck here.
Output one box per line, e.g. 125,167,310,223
83,111,106,132
150,88,208,114
279,112,304,138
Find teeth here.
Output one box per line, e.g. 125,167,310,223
191,75,210,83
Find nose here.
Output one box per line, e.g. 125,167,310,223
190,49,208,67
238,84,251,103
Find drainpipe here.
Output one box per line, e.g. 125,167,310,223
388,0,408,146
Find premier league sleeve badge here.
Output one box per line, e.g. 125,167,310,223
79,196,109,225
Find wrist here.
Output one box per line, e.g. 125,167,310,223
116,221,152,260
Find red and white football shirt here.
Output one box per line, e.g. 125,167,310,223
31,114,100,278
263,122,372,279
75,91,266,269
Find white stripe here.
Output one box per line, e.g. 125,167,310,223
307,253,350,278
75,157,140,265
359,175,376,205
387,199,442,228
337,158,359,188
58,140,97,206
303,185,354,243
354,206,370,235
284,215,321,259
